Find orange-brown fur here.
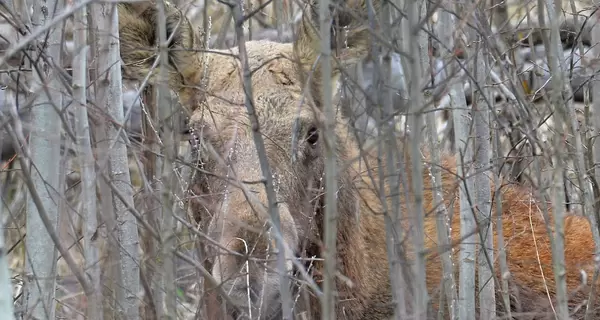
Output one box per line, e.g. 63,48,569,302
117,1,599,319
367,149,599,319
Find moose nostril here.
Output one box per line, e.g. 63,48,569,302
306,126,319,145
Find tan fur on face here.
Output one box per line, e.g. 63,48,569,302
117,1,599,319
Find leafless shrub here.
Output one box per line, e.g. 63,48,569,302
1,0,600,319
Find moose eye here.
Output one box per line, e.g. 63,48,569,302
306,126,319,146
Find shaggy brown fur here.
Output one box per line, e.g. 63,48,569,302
398,151,599,319
117,1,599,319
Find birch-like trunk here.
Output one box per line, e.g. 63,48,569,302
451,31,477,320
455,76,476,320
433,5,466,319
156,1,177,317
403,0,428,316
141,44,162,320
23,0,64,318
492,103,510,319
425,14,458,318
537,0,570,317
437,2,475,319
72,0,103,318
316,0,337,316
473,50,495,320
592,3,600,210
470,8,495,319
89,4,140,319
424,82,457,319
84,8,120,318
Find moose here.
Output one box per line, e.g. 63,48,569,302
116,0,599,318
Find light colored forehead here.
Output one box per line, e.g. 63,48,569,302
189,97,318,132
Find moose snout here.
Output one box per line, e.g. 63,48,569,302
208,189,300,318
210,235,284,318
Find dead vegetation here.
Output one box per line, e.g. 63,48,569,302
1,0,600,318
